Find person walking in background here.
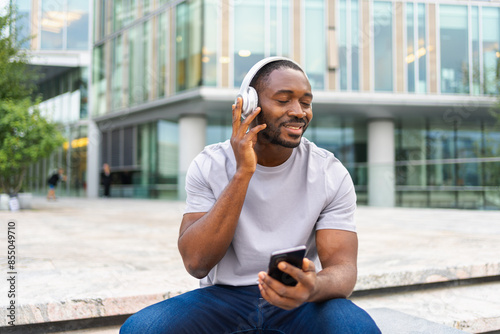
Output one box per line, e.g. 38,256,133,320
101,163,112,197
47,168,66,201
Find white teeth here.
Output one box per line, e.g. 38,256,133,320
286,126,300,130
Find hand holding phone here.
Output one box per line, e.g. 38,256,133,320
267,245,306,286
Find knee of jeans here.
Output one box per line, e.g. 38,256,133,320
119,314,139,334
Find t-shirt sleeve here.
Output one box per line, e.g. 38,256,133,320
316,162,357,232
184,156,217,214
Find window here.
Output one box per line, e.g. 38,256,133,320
233,0,291,87
440,5,469,94
339,0,360,91
373,1,393,92
482,7,500,95
14,0,31,49
175,0,202,92
234,1,266,87
304,0,325,90
40,0,89,50
67,0,89,50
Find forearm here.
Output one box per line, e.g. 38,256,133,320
307,263,357,302
178,171,252,278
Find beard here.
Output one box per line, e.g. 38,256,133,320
256,111,308,148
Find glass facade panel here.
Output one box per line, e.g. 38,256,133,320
304,0,325,90
67,0,89,50
440,5,469,94
339,0,360,91
114,0,136,32
176,0,202,92
202,0,218,86
143,20,152,102
373,1,393,91
339,0,347,90
41,0,64,49
406,3,415,93
351,0,360,91
234,1,266,87
471,6,480,95
281,0,291,58
112,35,123,110
92,44,106,116
14,0,31,49
417,3,426,93
482,7,500,95
157,12,168,97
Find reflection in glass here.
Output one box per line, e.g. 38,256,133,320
304,0,325,90
203,0,218,86
157,12,168,97
471,6,480,95
234,1,265,87
67,0,89,50
406,3,415,92
41,0,64,49
373,1,393,91
417,3,426,92
92,45,106,116
440,5,469,94
14,0,31,49
176,0,202,92
112,35,123,110
482,7,500,95
339,0,347,90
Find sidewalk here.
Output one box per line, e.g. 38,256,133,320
1,197,499,333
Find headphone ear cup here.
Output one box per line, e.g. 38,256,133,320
241,87,258,119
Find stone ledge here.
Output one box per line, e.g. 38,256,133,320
355,263,500,291
367,308,469,334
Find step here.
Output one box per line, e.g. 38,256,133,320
351,280,500,333
366,308,468,334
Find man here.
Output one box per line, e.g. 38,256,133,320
47,168,66,201
121,58,380,333
101,163,112,197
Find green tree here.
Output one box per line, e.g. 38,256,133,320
0,4,63,196
0,99,65,195
0,3,37,100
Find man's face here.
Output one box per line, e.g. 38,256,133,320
256,68,313,148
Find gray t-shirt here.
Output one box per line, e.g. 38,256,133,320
184,137,357,287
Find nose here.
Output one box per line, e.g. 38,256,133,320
287,100,306,118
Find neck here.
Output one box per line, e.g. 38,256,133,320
254,142,294,167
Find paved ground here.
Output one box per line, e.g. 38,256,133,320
0,197,499,332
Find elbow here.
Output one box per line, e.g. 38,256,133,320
182,257,211,279
178,242,212,279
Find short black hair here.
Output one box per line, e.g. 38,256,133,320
249,60,305,94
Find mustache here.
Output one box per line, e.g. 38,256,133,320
281,118,308,127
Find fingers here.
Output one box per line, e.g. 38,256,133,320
232,97,264,138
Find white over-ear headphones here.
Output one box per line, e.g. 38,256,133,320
235,56,304,119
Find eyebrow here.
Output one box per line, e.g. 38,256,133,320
273,90,313,99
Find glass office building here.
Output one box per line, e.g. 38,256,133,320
10,0,91,197
25,0,500,209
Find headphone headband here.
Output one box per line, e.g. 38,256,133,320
236,56,305,119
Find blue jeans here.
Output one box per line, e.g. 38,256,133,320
120,285,380,334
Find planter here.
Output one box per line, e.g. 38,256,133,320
0,193,32,210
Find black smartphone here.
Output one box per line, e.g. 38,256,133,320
267,245,306,286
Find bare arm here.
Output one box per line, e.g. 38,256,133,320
258,229,358,310
178,98,266,279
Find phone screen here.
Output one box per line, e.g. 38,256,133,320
267,245,306,286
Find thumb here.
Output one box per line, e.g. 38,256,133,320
302,258,316,272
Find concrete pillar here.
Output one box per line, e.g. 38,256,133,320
178,115,206,200
86,120,101,198
368,119,395,207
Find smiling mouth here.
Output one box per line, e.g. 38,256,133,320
284,125,303,130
